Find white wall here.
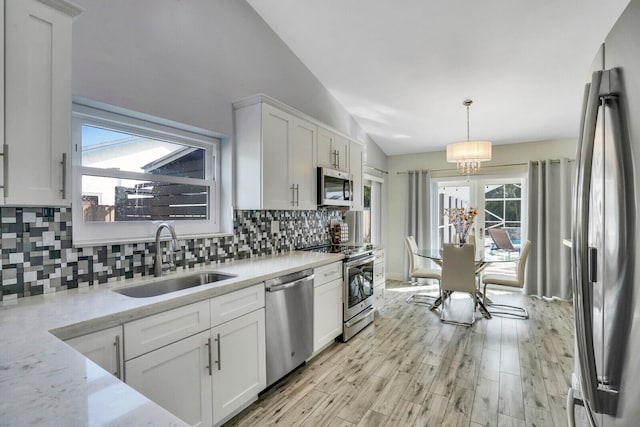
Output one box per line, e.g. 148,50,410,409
71,0,384,159
386,138,577,280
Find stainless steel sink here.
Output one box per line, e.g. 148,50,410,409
113,271,237,298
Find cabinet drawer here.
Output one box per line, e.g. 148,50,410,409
124,300,210,360
314,261,343,287
373,262,385,287
374,248,385,260
211,283,265,327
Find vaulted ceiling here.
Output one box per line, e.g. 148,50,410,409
247,0,630,155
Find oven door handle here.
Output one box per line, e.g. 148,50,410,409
345,306,375,328
345,254,375,267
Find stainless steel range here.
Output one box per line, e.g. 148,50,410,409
300,243,375,341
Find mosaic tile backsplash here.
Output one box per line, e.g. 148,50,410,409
0,208,340,300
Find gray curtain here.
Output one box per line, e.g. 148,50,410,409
404,170,431,281
525,158,573,299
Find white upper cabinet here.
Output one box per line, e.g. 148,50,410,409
317,127,349,172
3,0,81,206
290,117,318,210
349,140,364,210
235,100,317,210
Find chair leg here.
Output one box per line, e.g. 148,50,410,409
439,290,476,327
406,278,439,305
483,284,529,319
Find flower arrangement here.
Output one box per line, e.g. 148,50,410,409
444,206,478,244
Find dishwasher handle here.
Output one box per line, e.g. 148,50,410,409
266,275,314,292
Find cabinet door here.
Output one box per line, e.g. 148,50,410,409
4,0,74,206
125,331,213,427
212,308,266,425
291,117,317,210
317,127,349,172
262,104,293,210
66,326,124,380
349,141,364,210
317,127,336,169
313,278,343,352
333,135,349,172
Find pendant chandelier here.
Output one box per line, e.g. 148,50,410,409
446,99,492,174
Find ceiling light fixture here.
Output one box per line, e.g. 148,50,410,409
446,99,492,175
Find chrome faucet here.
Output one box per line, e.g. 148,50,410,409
154,222,181,277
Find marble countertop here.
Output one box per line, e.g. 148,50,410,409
0,251,344,426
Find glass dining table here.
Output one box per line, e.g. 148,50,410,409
415,247,521,319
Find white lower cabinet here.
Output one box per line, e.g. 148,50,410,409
313,261,344,353
123,284,266,426
211,308,266,425
125,330,213,427
66,325,124,380
373,249,386,309
313,278,343,352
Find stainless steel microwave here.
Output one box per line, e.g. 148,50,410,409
317,167,353,207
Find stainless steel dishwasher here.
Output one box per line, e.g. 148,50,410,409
264,268,314,387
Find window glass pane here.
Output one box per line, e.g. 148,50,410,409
82,176,209,222
505,200,521,221
485,200,504,219
363,183,371,209
485,184,504,199
81,125,206,179
504,183,521,198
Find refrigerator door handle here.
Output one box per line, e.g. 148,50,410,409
572,70,603,414
588,246,598,283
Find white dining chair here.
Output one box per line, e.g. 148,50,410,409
481,240,532,319
440,243,478,326
405,236,441,305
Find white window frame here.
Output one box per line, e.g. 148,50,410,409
432,172,528,249
71,103,221,246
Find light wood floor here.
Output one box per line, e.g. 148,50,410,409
226,281,582,427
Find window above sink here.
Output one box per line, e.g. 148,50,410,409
71,100,223,246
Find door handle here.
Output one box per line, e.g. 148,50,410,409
1,144,7,198
60,153,67,200
114,335,122,380
572,71,602,415
205,337,213,376
588,246,597,283
215,333,221,371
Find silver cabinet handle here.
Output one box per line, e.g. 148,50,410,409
290,184,296,206
336,150,340,168
205,337,212,375
295,184,300,206
60,153,67,200
114,335,122,380
1,144,8,198
215,333,221,370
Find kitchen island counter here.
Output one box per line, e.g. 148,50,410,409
0,251,343,426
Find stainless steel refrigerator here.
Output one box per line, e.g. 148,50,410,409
569,0,640,425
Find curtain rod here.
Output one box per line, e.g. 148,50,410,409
364,165,389,175
396,159,575,174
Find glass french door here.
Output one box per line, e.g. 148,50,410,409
435,177,525,250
